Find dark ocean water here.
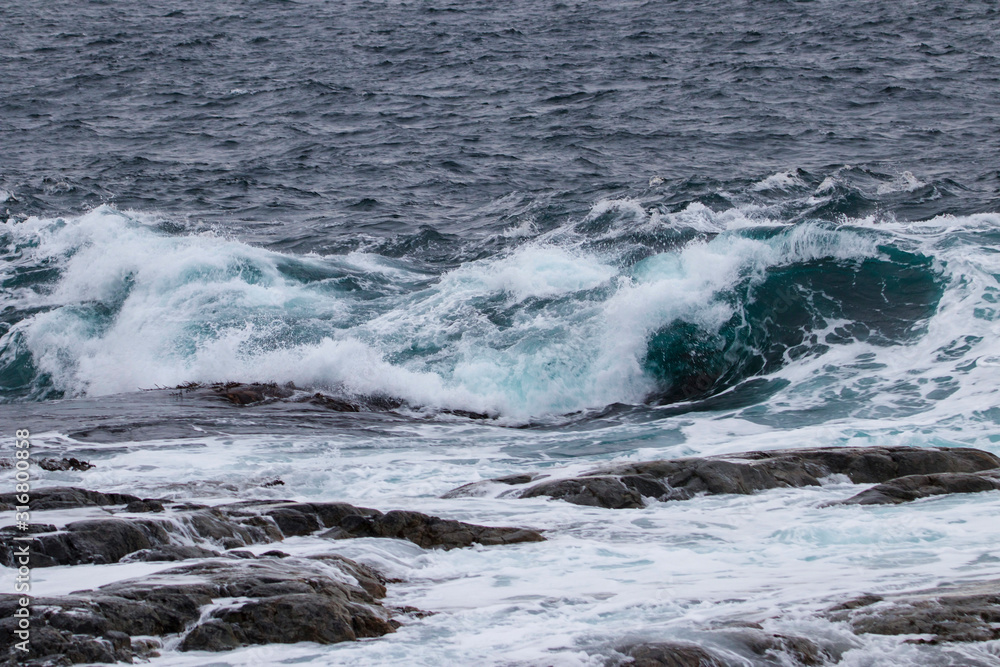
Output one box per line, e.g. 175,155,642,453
3,0,999,234
3,3,1000,665
2,0,1000,418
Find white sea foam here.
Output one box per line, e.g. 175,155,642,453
876,170,927,194
9,423,999,666
751,170,807,191
0,205,970,423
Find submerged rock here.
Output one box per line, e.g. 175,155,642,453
833,470,1000,505
0,489,544,568
0,555,394,664
826,578,1000,643
446,446,1000,509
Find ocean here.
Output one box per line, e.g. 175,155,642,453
2,1,1000,665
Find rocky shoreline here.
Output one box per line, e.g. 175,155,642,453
442,445,1000,509
3,441,1000,665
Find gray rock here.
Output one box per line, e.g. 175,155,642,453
0,556,395,664
710,627,829,665
212,382,295,405
124,499,165,512
520,476,647,509
827,578,1000,643
834,470,1000,505
318,508,546,549
36,458,95,472
454,446,1000,509
0,487,140,511
120,545,222,562
221,499,544,549
618,641,726,667
611,627,831,667
180,593,386,650
441,472,548,499
0,489,544,567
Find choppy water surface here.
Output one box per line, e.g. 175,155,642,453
2,1,1000,665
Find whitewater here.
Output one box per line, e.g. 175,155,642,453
4,0,1000,664
4,186,1000,664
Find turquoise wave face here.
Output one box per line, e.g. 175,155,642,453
0,202,968,423
643,247,943,405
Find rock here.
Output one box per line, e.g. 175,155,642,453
261,549,290,558
308,393,362,412
36,458,95,472
0,489,544,567
0,487,140,511
451,446,1000,509
213,382,295,405
441,472,548,499
618,641,725,667
834,470,1000,505
711,627,829,665
520,476,647,509
0,556,396,664
612,627,831,667
318,508,546,549
180,593,385,650
125,499,165,513
222,499,544,549
827,578,1000,643
441,408,493,420
120,545,222,562
24,518,172,567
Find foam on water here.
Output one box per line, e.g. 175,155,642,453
1,204,913,420
751,170,809,192
4,200,1000,664
7,420,1000,666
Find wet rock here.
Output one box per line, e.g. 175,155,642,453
0,623,130,665
0,487,140,511
618,641,725,666
441,472,550,499
834,470,1000,505
0,523,56,534
213,381,295,405
0,556,395,664
125,499,165,513
220,499,544,549
308,393,362,412
120,545,222,562
520,476,647,509
613,627,831,667
441,408,493,420
37,458,95,472
711,627,829,665
303,391,405,412
827,578,1000,643
455,446,1000,509
180,593,386,650
318,508,546,549
0,489,544,567
28,518,172,566
260,549,289,558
